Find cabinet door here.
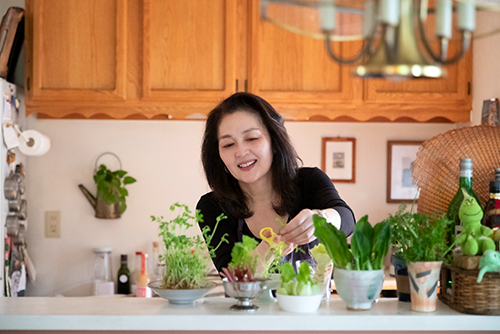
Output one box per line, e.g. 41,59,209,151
363,14,472,123
29,0,127,101
142,0,237,104
248,0,358,120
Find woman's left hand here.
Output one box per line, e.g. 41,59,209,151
280,209,316,246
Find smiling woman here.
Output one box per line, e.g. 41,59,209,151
197,92,356,275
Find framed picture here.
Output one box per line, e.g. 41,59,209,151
321,137,355,183
387,140,423,203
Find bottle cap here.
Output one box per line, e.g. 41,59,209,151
490,181,500,194
121,254,128,263
93,247,112,253
495,168,500,182
459,158,472,170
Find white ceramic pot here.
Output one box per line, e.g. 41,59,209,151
407,261,442,313
276,293,322,313
333,268,384,310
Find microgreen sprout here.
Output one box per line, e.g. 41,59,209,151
152,202,228,289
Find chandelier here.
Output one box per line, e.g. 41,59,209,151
260,0,500,80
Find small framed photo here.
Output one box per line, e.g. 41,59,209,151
387,140,423,203
321,137,355,183
481,98,500,126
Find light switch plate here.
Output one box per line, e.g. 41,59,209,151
45,211,61,238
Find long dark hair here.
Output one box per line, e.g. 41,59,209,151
201,92,301,218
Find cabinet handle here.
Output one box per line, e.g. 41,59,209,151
468,82,471,95
244,80,248,93
235,79,239,92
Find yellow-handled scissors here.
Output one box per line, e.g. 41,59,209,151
259,227,277,248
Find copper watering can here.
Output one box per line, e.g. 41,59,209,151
79,152,122,219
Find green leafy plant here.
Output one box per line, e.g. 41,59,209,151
152,203,228,289
383,204,454,263
222,235,259,282
94,164,136,214
276,262,321,296
313,214,391,270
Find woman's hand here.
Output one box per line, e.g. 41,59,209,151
279,209,316,246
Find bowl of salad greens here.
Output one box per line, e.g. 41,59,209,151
275,262,323,313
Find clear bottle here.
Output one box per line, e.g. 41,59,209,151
447,158,482,246
136,253,152,298
130,251,142,295
117,254,131,295
151,241,160,281
92,247,114,296
481,168,500,230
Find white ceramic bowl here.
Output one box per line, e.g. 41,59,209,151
148,281,216,305
276,293,322,313
333,268,384,310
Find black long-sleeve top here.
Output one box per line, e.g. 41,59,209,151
196,167,356,273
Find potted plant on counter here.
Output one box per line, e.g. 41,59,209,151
313,215,391,311
148,203,228,305
383,203,414,302
388,208,453,313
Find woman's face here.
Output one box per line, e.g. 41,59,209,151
218,110,274,188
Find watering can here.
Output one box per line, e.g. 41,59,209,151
78,184,121,219
78,152,122,219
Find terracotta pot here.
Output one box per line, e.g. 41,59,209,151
407,261,442,312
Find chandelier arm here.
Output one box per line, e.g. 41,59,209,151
323,31,367,65
416,1,470,65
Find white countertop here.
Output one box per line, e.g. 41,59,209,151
0,296,499,331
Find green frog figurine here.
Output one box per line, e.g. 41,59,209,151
477,250,500,283
455,188,495,256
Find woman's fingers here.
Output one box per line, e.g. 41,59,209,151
280,209,317,245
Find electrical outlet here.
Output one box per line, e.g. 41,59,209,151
45,211,61,238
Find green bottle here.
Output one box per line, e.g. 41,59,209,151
446,158,482,246
117,254,131,295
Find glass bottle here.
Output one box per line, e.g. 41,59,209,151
151,241,160,281
130,251,142,295
136,253,152,298
446,158,482,246
92,247,114,296
117,254,131,295
481,169,500,230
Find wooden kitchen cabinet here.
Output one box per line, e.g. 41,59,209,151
24,0,472,122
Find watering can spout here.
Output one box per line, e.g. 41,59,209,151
79,184,96,208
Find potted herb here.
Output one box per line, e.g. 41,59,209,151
79,163,137,219
387,207,453,312
314,215,391,311
383,203,414,302
148,203,228,305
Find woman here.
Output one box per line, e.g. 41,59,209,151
197,92,355,274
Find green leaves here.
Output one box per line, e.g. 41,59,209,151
94,164,137,214
313,214,351,269
384,204,453,263
278,261,319,296
313,214,391,271
153,203,229,289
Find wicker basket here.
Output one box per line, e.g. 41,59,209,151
453,255,481,270
413,125,500,216
439,264,500,315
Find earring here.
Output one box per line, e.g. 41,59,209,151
224,166,229,174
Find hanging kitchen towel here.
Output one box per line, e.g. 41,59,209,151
18,129,50,156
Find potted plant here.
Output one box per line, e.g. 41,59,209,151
79,164,137,219
148,203,228,305
382,203,414,302
221,235,263,311
275,261,323,313
313,215,391,311
388,207,453,312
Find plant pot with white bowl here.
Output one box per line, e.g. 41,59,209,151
314,215,391,311
275,261,323,313
149,203,228,305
